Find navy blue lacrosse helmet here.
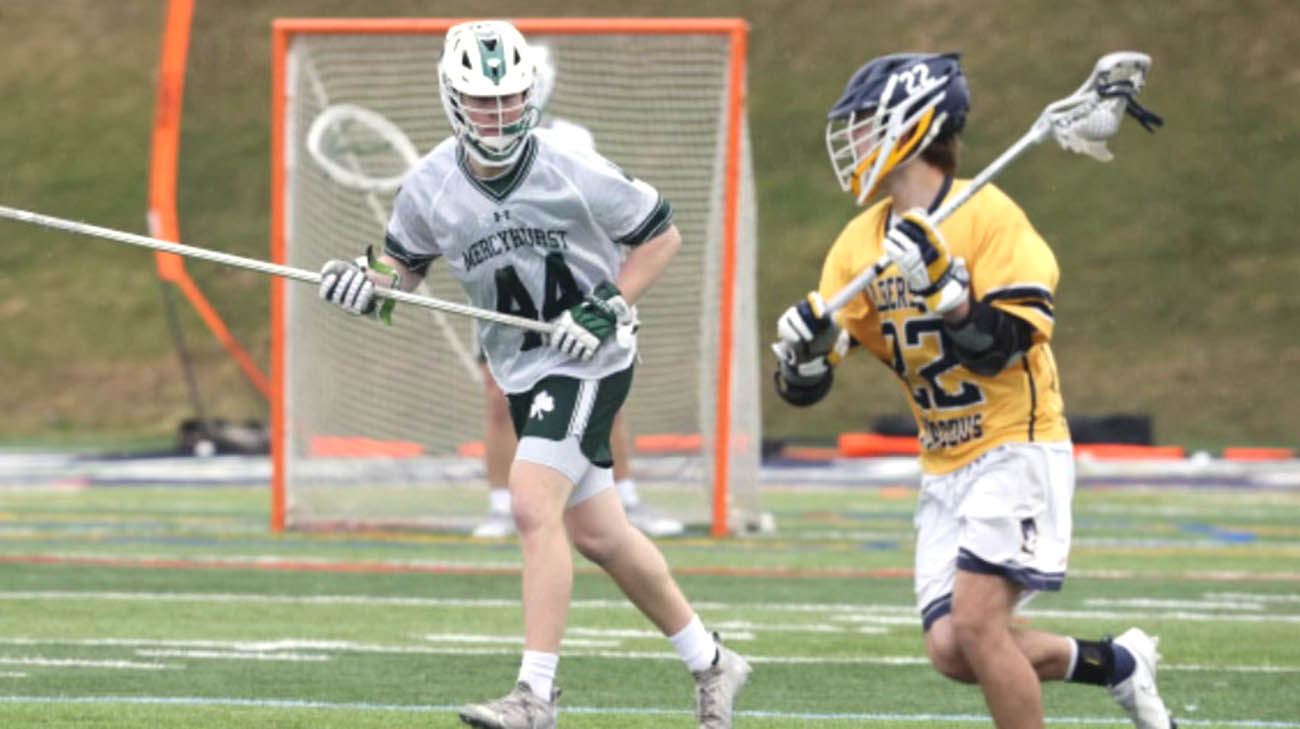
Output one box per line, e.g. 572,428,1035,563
825,53,970,204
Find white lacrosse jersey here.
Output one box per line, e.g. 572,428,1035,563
384,133,673,394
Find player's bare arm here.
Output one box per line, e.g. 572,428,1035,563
615,223,682,304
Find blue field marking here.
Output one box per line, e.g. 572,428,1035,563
0,696,1297,727
1178,523,1259,544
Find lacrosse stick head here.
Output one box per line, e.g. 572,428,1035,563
305,104,421,193
1041,51,1162,161
825,53,970,205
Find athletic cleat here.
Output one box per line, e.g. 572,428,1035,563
1109,627,1176,729
458,681,558,729
625,502,685,538
692,637,752,729
472,509,517,539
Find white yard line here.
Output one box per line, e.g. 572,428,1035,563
0,656,177,670
1,590,1298,624
1206,592,1300,604
0,695,1294,727
0,638,1294,673
423,634,620,648
134,649,329,662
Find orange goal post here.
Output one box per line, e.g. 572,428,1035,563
270,17,761,536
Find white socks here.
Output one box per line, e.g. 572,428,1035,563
669,614,717,672
489,488,511,515
517,650,558,700
517,618,714,699
615,478,640,507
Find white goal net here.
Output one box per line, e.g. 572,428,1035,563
272,19,760,534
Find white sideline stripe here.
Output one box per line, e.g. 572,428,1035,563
0,656,176,670
0,695,1294,727
2,590,1298,623
0,673,26,678
0,638,1295,673
1207,592,1300,604
12,554,1300,583
134,650,329,662
1085,598,1268,610
423,634,620,648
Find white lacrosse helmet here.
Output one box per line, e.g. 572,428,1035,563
825,53,970,205
438,20,540,166
532,42,557,113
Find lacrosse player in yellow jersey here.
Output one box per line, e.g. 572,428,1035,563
774,53,1174,729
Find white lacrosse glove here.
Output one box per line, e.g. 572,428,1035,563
771,292,850,407
883,209,969,315
773,292,845,366
318,246,399,323
548,281,636,361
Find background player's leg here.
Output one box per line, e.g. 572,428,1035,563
475,362,518,538
611,412,684,537
951,570,1044,729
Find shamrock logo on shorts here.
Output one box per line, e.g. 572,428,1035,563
530,391,555,420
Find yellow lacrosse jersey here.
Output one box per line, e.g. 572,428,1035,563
819,178,1069,474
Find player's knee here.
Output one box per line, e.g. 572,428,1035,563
569,526,620,566
924,623,975,683
949,606,998,652
508,489,562,536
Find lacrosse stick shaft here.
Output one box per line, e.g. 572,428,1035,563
0,204,553,334
824,124,1051,313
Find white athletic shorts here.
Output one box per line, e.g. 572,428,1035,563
914,440,1075,631
516,434,614,509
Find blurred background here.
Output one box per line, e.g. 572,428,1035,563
1,0,1296,454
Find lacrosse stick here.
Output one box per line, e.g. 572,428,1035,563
0,204,554,335
824,50,1163,315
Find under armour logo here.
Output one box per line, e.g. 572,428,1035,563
530,391,555,420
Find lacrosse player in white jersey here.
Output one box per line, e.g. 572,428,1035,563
471,42,685,541
317,20,748,729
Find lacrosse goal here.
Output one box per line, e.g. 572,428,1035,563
270,18,761,536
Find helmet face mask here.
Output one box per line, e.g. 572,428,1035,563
439,20,540,167
825,53,969,205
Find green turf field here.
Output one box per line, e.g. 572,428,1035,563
1,482,1297,727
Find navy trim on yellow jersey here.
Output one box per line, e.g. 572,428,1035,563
616,196,674,246
928,175,954,213
457,136,538,203
982,286,1055,320
384,232,438,276
1023,357,1037,441
886,175,952,223
982,286,1054,304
